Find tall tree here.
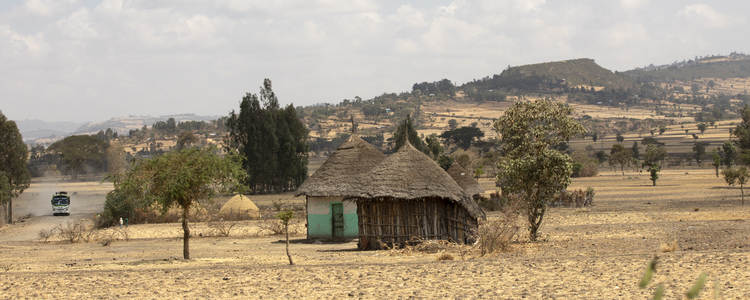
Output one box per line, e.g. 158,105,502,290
440,127,485,150
47,135,109,180
693,142,709,164
423,133,444,160
226,79,309,193
0,111,31,224
494,100,585,241
392,114,425,152
723,141,737,167
733,104,750,164
108,147,246,259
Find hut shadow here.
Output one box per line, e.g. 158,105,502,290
271,238,358,245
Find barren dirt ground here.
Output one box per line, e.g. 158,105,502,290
2,169,750,299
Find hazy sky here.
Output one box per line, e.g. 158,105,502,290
1,0,748,123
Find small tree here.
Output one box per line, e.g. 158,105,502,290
723,166,749,205
711,150,722,177
659,126,667,135
697,122,708,134
616,132,625,143
632,141,640,159
494,100,585,241
693,142,708,164
447,119,458,130
277,210,295,265
108,147,246,259
648,163,660,186
609,144,633,175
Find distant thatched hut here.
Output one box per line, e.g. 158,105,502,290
295,135,386,240
345,142,486,250
446,162,485,199
219,194,261,219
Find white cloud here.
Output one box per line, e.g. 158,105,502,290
0,25,52,61
620,0,649,12
55,8,98,39
677,4,745,28
23,0,79,16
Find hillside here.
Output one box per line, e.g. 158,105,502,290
623,53,750,83
461,58,636,94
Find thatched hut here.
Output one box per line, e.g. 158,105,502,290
345,141,486,250
446,162,485,199
219,194,261,219
295,135,386,239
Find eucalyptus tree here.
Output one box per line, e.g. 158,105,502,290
494,100,586,241
0,111,31,223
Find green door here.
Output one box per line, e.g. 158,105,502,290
331,203,344,238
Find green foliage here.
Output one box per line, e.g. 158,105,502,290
733,104,750,164
609,144,633,175
48,135,109,180
722,166,749,205
0,111,31,223
423,133,444,160
697,122,708,134
276,209,295,265
494,100,585,241
437,155,453,171
723,140,737,167
439,127,484,150
447,119,458,130
642,145,668,167
638,257,715,300
632,141,640,159
648,163,660,186
175,131,199,151
226,79,309,193
692,142,709,164
107,147,247,259
570,149,598,177
712,150,722,177
392,114,425,152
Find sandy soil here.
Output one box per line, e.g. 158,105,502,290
2,170,750,299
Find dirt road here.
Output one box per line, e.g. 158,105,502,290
0,178,112,242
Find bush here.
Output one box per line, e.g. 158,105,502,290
55,219,97,243
478,195,522,255
477,192,507,211
570,149,598,177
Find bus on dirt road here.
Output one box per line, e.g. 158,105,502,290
51,191,70,216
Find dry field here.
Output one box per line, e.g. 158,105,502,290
1,169,750,299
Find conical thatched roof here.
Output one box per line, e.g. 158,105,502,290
295,135,386,197
447,162,485,197
219,194,260,218
345,141,486,219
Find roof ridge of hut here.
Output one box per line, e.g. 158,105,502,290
346,133,485,219
447,161,485,197
295,126,386,197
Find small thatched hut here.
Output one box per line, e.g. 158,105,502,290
295,135,386,240
345,141,486,250
219,194,261,219
446,162,485,199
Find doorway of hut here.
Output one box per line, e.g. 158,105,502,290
331,203,344,238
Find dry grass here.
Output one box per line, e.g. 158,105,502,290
660,240,678,253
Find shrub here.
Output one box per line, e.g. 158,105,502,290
435,253,454,261
208,218,239,237
38,228,55,243
55,219,97,243
478,195,522,255
477,191,507,211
